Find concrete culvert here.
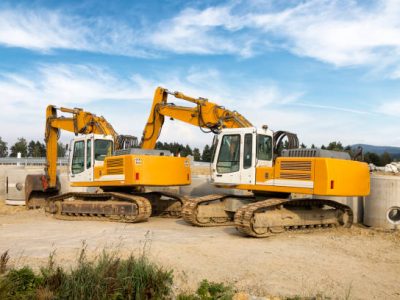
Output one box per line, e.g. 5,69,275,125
386,206,400,225
4,167,44,206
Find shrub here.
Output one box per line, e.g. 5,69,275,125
177,279,234,300
0,247,173,300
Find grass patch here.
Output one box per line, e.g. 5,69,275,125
0,246,173,300
0,250,9,274
177,279,234,300
0,248,339,300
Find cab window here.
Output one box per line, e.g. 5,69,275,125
72,141,85,174
257,134,272,160
94,140,113,161
217,134,240,173
86,140,92,169
243,134,252,169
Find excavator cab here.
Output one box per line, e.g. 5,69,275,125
211,127,274,186
69,134,114,184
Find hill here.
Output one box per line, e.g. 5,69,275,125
352,144,400,159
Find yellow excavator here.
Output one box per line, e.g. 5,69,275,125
25,105,191,222
140,87,370,237
25,88,256,222
27,87,370,237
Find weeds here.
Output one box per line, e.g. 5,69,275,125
0,248,333,300
177,279,234,300
0,250,9,274
0,246,173,300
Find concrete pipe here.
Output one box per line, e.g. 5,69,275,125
4,167,43,205
364,175,400,229
386,206,400,226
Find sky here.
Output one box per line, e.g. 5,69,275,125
0,0,399,149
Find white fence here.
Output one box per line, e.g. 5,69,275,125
0,157,68,166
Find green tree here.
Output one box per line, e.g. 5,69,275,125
28,141,37,157
300,143,307,148
327,141,344,151
193,148,201,161
28,141,46,157
311,144,316,149
380,152,392,166
0,137,8,157
364,152,381,166
58,142,66,157
38,141,46,157
10,138,28,157
180,144,193,157
201,144,212,162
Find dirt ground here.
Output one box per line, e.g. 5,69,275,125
0,200,399,300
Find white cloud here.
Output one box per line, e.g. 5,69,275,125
0,62,398,148
1,1,400,76
0,8,148,56
147,6,251,56
0,64,158,144
0,63,301,145
293,103,372,115
378,101,400,116
248,0,400,67
148,0,400,76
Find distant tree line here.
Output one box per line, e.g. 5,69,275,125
0,136,66,158
0,136,396,165
309,141,394,166
155,142,215,162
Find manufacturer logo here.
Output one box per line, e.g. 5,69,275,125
135,158,142,165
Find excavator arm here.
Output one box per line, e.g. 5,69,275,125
140,87,253,149
26,105,137,207
44,105,122,188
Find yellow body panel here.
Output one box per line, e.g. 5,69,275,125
72,154,191,187
312,158,370,196
255,167,274,182
236,157,370,197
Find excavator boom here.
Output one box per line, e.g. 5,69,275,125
141,87,253,149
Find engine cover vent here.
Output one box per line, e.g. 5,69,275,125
282,149,350,160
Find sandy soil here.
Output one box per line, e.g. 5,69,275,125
0,200,399,300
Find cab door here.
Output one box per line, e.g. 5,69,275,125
212,128,256,185
69,135,93,183
240,130,256,184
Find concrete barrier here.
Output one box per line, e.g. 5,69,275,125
364,175,400,229
0,166,96,205
3,167,43,205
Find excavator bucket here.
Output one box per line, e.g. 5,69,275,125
25,174,60,209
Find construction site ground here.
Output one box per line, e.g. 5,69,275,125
0,200,399,300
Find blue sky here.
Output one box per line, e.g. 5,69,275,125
0,0,399,148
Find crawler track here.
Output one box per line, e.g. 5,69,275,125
182,194,234,226
147,191,187,218
234,198,353,238
46,192,152,223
